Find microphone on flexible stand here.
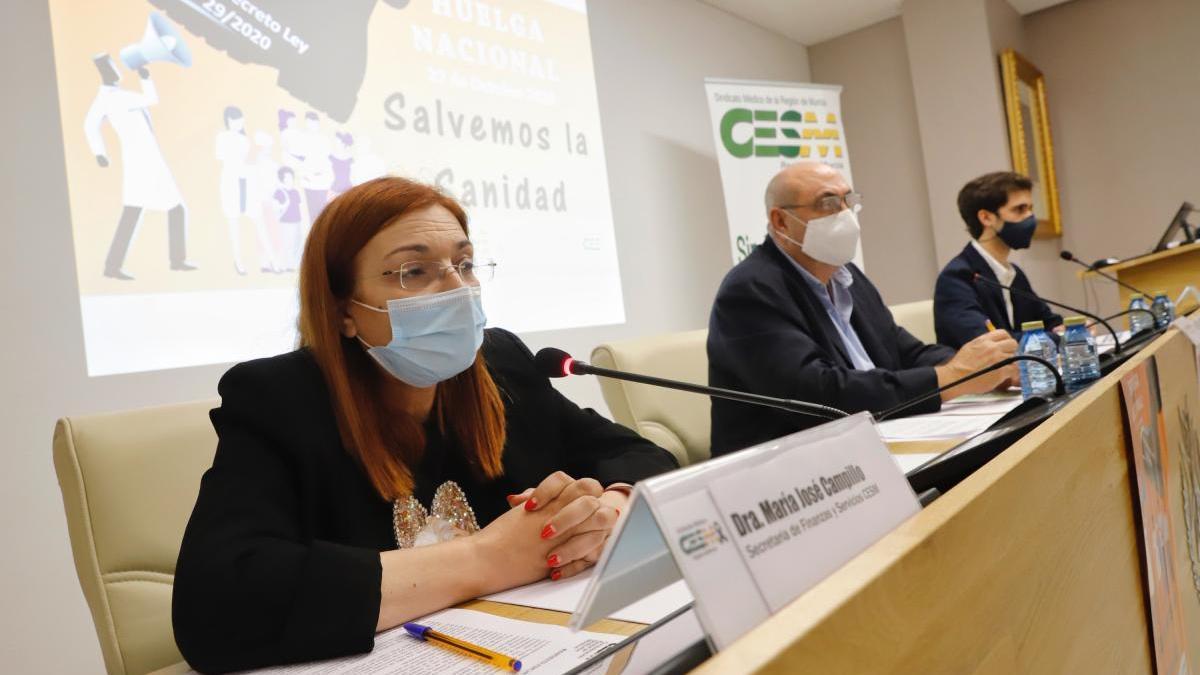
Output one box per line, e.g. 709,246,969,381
534,349,1016,504
1060,250,1152,297
536,348,1062,429
972,273,1123,354
533,348,849,421
873,354,1064,421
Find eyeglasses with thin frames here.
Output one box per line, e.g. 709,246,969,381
367,259,497,291
778,192,863,215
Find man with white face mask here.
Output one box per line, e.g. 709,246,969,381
707,162,1018,456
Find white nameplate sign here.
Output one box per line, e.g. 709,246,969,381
1174,313,1200,347
706,415,921,613
571,413,921,650
1174,285,1200,312
1173,315,1200,394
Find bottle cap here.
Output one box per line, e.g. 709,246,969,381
1021,321,1045,331
1130,293,1144,299
1154,290,1167,297
1064,316,1087,326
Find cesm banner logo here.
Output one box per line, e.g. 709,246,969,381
719,108,845,160
704,79,856,266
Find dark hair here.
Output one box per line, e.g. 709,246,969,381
277,166,294,181
92,53,120,86
957,171,1033,239
223,106,244,132
297,177,506,500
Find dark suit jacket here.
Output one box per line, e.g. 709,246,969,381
172,328,676,673
707,236,955,456
933,243,1062,349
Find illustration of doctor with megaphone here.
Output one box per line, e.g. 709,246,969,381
84,12,195,280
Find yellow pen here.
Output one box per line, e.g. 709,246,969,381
986,320,996,332
403,622,523,671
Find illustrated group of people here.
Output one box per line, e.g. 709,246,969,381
86,49,385,280
215,107,387,276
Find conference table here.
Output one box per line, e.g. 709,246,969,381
154,326,1200,674
691,325,1200,673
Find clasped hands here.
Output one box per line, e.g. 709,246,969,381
473,471,627,587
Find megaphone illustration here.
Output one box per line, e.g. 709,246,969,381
120,13,192,70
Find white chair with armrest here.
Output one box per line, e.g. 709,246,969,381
590,329,711,467
888,299,938,345
53,399,217,675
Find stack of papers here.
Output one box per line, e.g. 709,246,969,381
483,573,692,625
212,571,695,675
1094,329,1131,356
226,608,625,674
876,392,1024,442
892,452,941,473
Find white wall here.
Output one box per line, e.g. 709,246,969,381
808,0,1072,311
814,0,1199,318
0,0,808,671
903,0,1017,268
1024,0,1200,314
982,0,1064,303
524,0,812,410
808,18,939,305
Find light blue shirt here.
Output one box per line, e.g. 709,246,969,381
785,258,877,371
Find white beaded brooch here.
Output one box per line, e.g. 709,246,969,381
392,481,480,549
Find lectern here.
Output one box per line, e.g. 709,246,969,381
1082,241,1200,314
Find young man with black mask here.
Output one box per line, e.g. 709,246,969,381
934,171,1061,349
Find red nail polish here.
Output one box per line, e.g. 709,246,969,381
507,494,519,501
524,498,538,511
551,569,562,581
541,524,556,539
547,554,559,568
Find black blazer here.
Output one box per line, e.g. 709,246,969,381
934,243,1062,349
707,237,955,456
172,328,676,673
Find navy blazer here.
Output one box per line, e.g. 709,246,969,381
707,236,956,457
933,243,1062,349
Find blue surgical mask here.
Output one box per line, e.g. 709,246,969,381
352,286,486,387
995,214,1037,250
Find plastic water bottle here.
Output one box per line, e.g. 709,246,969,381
1061,316,1101,393
1128,294,1154,334
1151,290,1175,329
1017,321,1059,399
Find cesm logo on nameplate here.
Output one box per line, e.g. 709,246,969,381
704,415,920,615
678,520,729,557
658,489,771,649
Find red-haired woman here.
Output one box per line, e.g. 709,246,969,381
172,177,677,673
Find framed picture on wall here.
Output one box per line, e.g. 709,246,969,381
1000,48,1062,239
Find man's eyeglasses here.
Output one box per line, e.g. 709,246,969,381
374,259,497,291
779,192,863,215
